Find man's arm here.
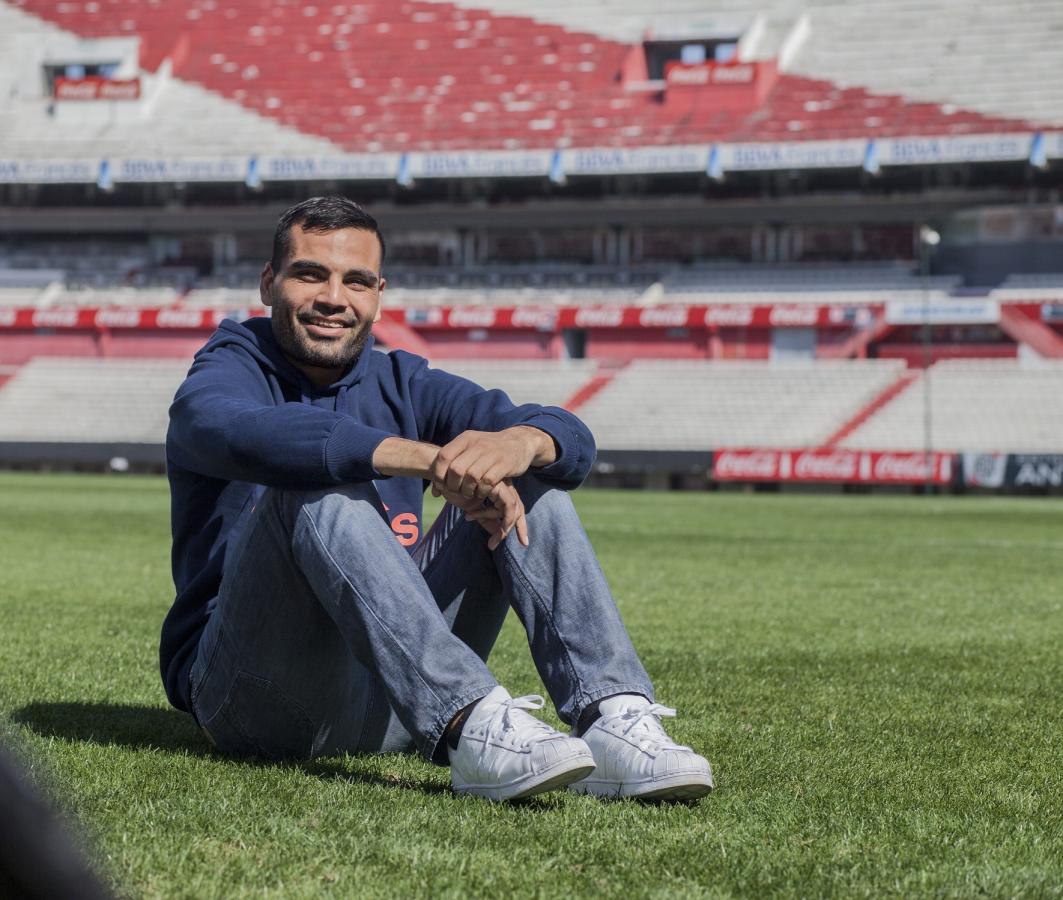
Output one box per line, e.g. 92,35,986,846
372,436,532,548
407,360,595,500
168,351,392,488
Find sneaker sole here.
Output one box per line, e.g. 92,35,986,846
453,754,597,803
570,771,714,801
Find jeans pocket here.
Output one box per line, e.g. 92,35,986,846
201,671,316,761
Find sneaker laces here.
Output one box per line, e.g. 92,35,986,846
616,703,692,755
479,694,559,762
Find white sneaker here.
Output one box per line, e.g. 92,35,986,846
569,694,714,801
448,686,597,802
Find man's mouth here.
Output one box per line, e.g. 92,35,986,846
300,315,352,337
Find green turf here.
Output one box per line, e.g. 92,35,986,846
1,471,1061,898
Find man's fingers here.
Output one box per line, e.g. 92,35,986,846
430,433,473,490
458,456,496,499
515,511,529,547
463,505,503,522
476,461,513,498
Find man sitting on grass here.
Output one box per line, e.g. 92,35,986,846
160,195,714,802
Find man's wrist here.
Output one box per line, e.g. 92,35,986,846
510,426,558,468
372,436,440,479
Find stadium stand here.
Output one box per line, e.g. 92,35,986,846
0,0,339,159
0,2,1060,487
576,359,905,450
429,359,599,408
4,0,1052,162
435,0,1063,127
48,286,181,307
0,357,186,443
841,359,1063,453
992,273,1063,301
0,355,599,445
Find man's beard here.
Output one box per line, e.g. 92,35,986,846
271,305,372,375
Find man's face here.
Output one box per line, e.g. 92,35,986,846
260,224,386,386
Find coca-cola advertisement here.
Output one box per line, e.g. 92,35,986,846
713,449,954,485
54,76,141,101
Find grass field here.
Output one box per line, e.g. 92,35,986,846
1,471,1061,898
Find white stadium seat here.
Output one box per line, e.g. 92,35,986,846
578,359,905,450
842,360,1063,453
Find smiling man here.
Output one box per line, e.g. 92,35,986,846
161,196,714,802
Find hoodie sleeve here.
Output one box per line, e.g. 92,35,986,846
408,358,596,489
167,349,393,488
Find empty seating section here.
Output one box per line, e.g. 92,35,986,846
0,286,44,306
7,0,1048,163
0,357,187,443
435,0,1063,127
0,257,983,308
577,359,904,450
180,287,260,307
50,286,181,307
430,359,598,407
1,356,1060,454
841,360,1063,453
992,274,1063,301
0,0,337,161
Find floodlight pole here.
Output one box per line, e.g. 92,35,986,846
918,225,940,495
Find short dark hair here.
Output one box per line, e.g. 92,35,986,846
270,195,386,272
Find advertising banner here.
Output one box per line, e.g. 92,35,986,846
3,131,1056,185
884,299,1000,325
961,452,1008,488
0,159,97,183
1008,454,1063,488
54,77,141,101
713,448,954,485
963,453,1063,488
0,307,264,330
879,133,1031,166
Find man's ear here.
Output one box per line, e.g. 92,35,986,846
373,276,386,322
259,262,275,308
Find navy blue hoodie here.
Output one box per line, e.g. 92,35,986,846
162,317,595,713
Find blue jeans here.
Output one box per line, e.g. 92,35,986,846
189,475,654,763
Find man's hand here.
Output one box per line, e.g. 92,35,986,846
371,431,543,549
434,479,528,550
430,427,557,501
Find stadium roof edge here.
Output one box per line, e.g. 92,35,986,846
1,131,1059,187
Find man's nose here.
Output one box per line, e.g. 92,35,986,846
315,277,345,307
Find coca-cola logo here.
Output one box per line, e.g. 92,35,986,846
873,453,933,482
55,77,140,101
156,308,206,328
712,64,755,84
95,308,141,328
510,307,556,330
769,305,820,327
55,81,99,100
704,305,754,327
574,307,625,328
714,450,779,479
97,80,140,100
447,307,497,328
638,306,689,328
667,66,710,86
794,451,858,480
32,308,79,328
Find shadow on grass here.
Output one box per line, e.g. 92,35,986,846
10,702,450,797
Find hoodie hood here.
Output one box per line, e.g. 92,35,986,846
200,316,377,393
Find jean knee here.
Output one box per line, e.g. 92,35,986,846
279,482,388,532
515,475,575,521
